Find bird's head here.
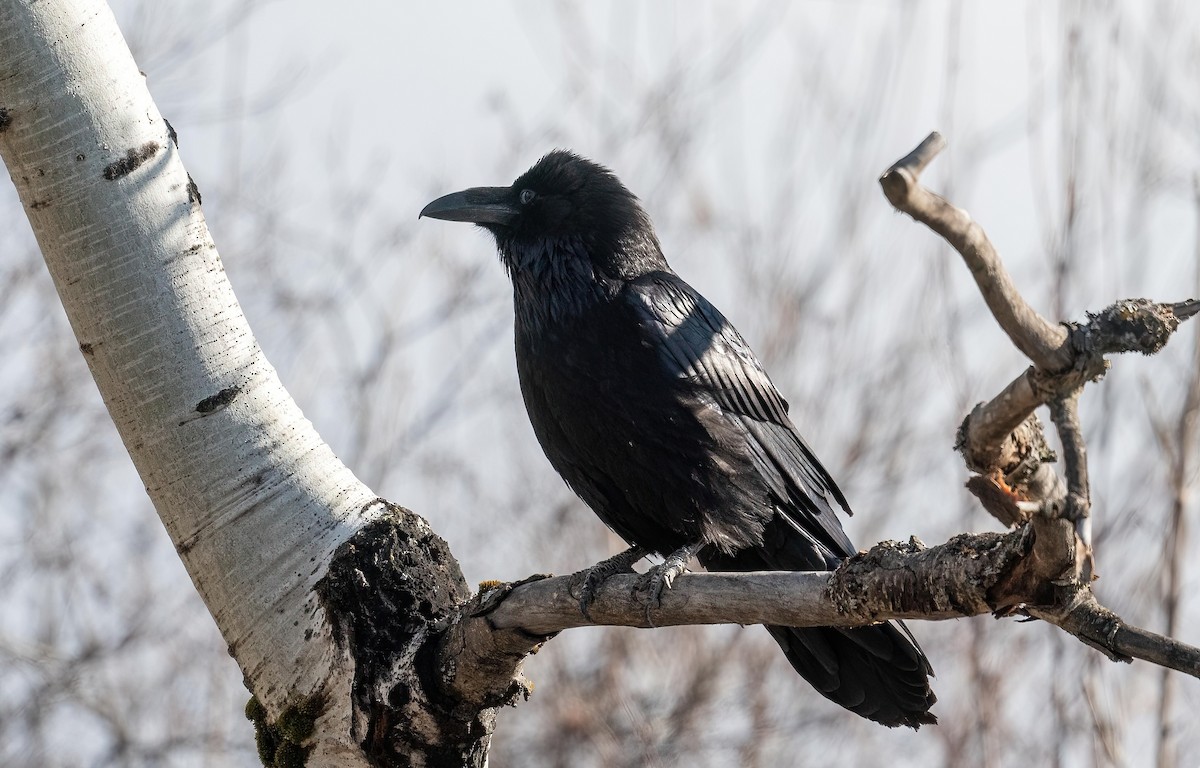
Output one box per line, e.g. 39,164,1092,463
420,150,666,280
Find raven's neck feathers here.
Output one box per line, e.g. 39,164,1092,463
598,212,667,280
499,205,667,337
502,235,617,337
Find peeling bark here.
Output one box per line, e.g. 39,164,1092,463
316,503,488,767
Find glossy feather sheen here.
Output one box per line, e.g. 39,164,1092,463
445,150,936,728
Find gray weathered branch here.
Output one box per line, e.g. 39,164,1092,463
884,133,1195,536
436,529,1200,712
880,131,1072,371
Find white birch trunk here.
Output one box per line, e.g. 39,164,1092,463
0,1,388,763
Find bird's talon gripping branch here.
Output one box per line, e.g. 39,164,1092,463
636,542,704,619
643,542,700,602
637,562,679,606
568,546,648,620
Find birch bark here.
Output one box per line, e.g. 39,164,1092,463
0,1,388,763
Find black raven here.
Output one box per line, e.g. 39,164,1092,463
420,150,937,728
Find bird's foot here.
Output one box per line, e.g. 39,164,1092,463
635,542,704,624
568,546,648,620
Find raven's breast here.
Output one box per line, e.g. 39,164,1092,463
513,298,770,554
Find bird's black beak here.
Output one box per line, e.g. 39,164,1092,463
419,186,518,226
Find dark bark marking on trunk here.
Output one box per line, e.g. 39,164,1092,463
317,502,497,767
101,141,159,180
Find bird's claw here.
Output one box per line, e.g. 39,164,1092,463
568,546,648,621
571,568,608,620
634,543,702,625
638,557,686,607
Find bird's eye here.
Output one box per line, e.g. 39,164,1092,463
519,189,537,205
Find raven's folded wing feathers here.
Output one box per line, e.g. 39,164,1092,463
625,271,856,558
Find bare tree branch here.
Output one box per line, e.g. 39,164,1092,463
1026,593,1200,676
442,532,1200,689
1047,390,1093,566
880,131,1072,371
885,133,1195,546
877,133,1195,654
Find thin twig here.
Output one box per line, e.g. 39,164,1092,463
1047,390,1093,574
1028,592,1200,677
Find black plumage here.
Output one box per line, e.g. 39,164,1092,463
420,150,937,728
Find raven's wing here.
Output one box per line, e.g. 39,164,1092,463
623,270,856,558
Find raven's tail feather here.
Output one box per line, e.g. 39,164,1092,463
701,546,937,728
764,623,937,729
